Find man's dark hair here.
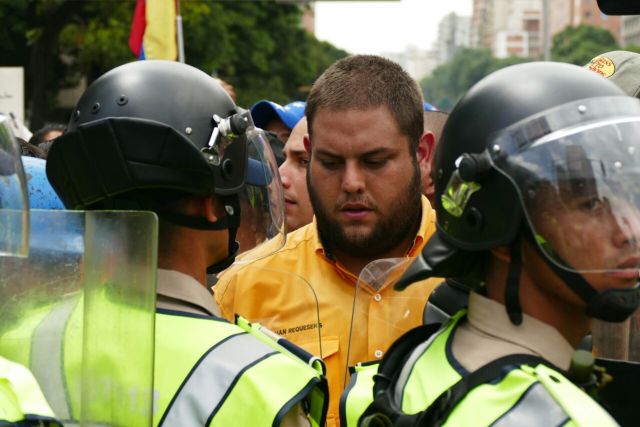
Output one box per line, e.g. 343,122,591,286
29,123,65,146
305,55,424,151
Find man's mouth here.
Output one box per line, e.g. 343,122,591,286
340,202,372,219
605,256,640,281
616,256,640,270
284,197,296,206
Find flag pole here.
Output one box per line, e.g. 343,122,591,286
175,0,185,63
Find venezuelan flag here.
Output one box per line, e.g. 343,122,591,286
128,0,177,60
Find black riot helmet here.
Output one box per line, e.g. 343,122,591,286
47,60,285,271
398,62,640,323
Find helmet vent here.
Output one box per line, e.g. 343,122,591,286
221,158,234,180
464,207,483,232
91,102,101,114
117,95,128,106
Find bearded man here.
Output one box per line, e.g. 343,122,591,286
216,55,441,427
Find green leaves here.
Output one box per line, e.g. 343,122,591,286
551,25,618,65
2,0,347,127
420,48,530,112
421,24,621,112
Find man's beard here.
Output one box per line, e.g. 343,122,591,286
308,162,423,258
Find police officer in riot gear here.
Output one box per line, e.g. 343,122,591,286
356,61,640,426
0,115,62,426
42,60,327,426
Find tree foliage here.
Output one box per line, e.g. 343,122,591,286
421,24,625,112
0,0,347,129
420,48,530,112
551,24,618,65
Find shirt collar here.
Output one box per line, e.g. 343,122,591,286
467,292,576,370
157,268,220,317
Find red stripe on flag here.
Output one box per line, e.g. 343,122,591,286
129,0,146,58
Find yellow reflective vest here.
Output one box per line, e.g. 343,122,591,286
0,295,328,426
0,356,61,426
154,309,328,426
339,362,378,427
345,311,619,426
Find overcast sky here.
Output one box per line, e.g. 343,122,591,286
315,0,473,55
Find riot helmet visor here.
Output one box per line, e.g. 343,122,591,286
229,114,286,259
486,96,640,275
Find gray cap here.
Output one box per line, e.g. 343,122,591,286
586,50,640,98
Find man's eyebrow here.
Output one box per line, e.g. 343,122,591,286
314,148,342,158
285,148,309,157
361,147,395,157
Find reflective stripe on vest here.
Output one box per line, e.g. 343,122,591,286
340,362,379,427
159,332,278,426
491,382,567,427
396,312,619,426
30,296,79,420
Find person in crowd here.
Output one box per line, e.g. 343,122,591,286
586,50,640,99
20,123,65,159
251,100,306,144
358,61,639,426
29,123,65,147
421,108,449,204
33,60,327,427
251,100,306,166
279,117,313,232
216,55,442,427
211,76,237,102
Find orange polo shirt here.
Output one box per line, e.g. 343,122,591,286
215,196,441,427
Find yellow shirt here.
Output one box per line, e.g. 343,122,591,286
215,196,441,427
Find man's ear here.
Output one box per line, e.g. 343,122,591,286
418,131,436,165
303,134,311,154
418,132,436,194
202,196,219,223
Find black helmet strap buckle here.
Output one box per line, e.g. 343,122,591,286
201,112,251,166
505,239,524,325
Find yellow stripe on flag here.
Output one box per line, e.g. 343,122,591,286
144,0,177,60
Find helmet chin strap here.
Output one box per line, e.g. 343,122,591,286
157,195,242,274
534,246,640,323
505,229,640,324
505,239,524,325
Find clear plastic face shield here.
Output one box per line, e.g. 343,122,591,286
488,97,640,276
203,110,285,260
0,114,29,257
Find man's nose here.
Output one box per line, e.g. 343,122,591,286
611,202,640,248
279,165,292,189
341,162,365,193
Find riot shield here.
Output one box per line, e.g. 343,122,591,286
0,209,157,426
592,314,640,361
591,314,640,426
215,266,322,357
0,114,28,258
345,258,429,387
